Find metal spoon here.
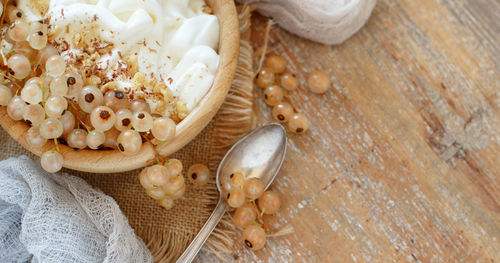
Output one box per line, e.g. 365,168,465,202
176,123,287,263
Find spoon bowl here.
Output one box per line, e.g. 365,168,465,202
217,123,287,197
176,123,287,263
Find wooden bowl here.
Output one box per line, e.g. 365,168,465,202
0,0,240,173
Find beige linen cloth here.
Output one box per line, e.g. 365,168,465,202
238,0,377,45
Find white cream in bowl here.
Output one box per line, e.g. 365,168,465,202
18,0,220,115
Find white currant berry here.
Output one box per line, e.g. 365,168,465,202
39,45,59,66
233,204,256,228
168,184,185,200
258,191,281,215
65,73,83,98
145,165,171,186
243,177,265,200
78,86,103,113
152,117,176,141
39,118,63,139
7,6,24,23
266,55,287,73
7,96,26,120
162,175,185,197
67,129,88,149
90,106,116,132
45,55,66,77
114,109,133,131
20,82,43,104
103,90,129,111
41,150,64,173
45,96,68,118
60,110,76,138
132,111,153,132
227,189,246,208
117,129,142,156
49,76,69,96
23,104,45,126
308,71,331,94
130,99,150,113
86,130,105,150
29,20,48,35
8,54,31,79
159,197,174,210
8,21,29,42
288,113,309,134
26,126,48,148
187,164,210,186
0,85,13,106
242,225,266,251
272,102,294,122
28,30,48,50
146,188,167,200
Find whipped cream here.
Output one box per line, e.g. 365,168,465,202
18,0,220,113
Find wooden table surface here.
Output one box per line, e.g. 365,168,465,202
232,0,500,262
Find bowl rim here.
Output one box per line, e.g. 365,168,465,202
0,0,240,173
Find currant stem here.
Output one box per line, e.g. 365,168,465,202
251,221,263,227
80,120,91,132
0,1,8,26
248,199,273,234
284,95,299,113
53,138,60,152
40,71,49,97
253,19,273,78
0,71,22,91
148,136,165,166
66,99,88,130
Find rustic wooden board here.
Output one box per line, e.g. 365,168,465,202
229,0,500,261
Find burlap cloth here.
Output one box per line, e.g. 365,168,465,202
0,6,254,263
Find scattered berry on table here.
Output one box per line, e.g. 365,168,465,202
272,102,294,122
233,204,256,228
288,113,309,134
279,72,299,91
188,164,210,186
227,188,246,208
308,71,331,94
258,191,281,214
263,85,284,106
266,55,287,74
242,225,267,251
229,172,245,189
257,67,275,88
243,177,265,200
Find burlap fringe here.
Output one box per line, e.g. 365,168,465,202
253,19,273,78
138,228,192,263
143,5,254,262
201,4,255,262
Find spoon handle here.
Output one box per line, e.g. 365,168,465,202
176,199,226,263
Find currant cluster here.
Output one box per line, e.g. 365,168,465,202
256,54,332,134
139,160,209,210
0,5,176,173
225,172,281,251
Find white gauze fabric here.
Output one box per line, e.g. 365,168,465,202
237,0,377,45
0,156,153,263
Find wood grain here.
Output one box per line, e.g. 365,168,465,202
227,0,500,262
